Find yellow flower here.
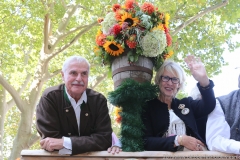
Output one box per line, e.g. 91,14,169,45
93,46,101,56
164,13,170,28
164,50,174,59
114,107,122,116
96,29,102,37
103,41,124,56
154,23,164,31
119,12,139,27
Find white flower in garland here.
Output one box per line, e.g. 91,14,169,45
101,12,117,35
140,29,167,57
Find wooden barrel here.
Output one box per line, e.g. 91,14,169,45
111,55,153,89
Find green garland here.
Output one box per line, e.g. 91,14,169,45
108,79,159,151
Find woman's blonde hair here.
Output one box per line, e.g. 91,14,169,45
155,60,186,92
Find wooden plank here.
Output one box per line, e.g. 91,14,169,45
21,150,237,160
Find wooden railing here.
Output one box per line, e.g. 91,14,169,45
21,150,238,160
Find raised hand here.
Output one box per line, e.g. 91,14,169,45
184,55,209,87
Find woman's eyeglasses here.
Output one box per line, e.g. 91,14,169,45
160,76,180,84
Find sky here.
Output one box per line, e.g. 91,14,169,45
186,44,240,97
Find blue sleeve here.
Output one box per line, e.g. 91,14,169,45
191,80,216,119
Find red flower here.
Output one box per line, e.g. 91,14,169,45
164,25,169,33
116,116,122,124
141,2,155,15
112,4,121,12
112,24,122,36
166,33,172,46
126,34,137,48
95,34,106,46
125,0,138,10
126,40,137,48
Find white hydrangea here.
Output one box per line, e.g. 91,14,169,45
140,29,167,57
101,12,117,35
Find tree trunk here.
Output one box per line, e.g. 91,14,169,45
8,105,35,160
0,90,6,160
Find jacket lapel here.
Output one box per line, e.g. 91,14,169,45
80,102,90,135
62,85,79,134
63,104,79,133
172,98,198,132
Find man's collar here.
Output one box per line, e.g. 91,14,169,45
64,86,87,104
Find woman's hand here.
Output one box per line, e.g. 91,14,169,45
184,55,209,87
180,135,205,151
107,146,122,155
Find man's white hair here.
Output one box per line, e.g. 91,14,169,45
62,56,90,74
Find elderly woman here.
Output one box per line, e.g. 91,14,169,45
142,55,216,151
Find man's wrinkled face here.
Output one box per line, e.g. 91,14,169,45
61,61,89,100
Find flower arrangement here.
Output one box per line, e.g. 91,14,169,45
94,0,173,70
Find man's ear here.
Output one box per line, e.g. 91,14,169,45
61,71,65,81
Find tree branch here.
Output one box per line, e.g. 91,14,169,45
172,0,229,36
19,74,31,94
49,69,62,79
57,5,78,33
43,13,50,53
0,75,25,112
91,71,108,89
55,22,99,44
173,3,187,21
52,21,98,56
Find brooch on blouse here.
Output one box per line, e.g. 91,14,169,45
178,104,190,115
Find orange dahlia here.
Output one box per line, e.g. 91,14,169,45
95,34,106,46
125,0,138,10
97,17,103,24
141,2,155,15
115,9,125,20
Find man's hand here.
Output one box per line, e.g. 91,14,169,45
107,146,122,155
40,137,64,152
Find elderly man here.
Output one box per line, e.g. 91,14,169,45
36,55,112,155
206,73,240,154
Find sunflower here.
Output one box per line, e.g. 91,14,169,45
119,12,139,27
103,41,124,56
163,50,174,60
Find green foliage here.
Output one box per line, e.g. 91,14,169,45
108,79,158,151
